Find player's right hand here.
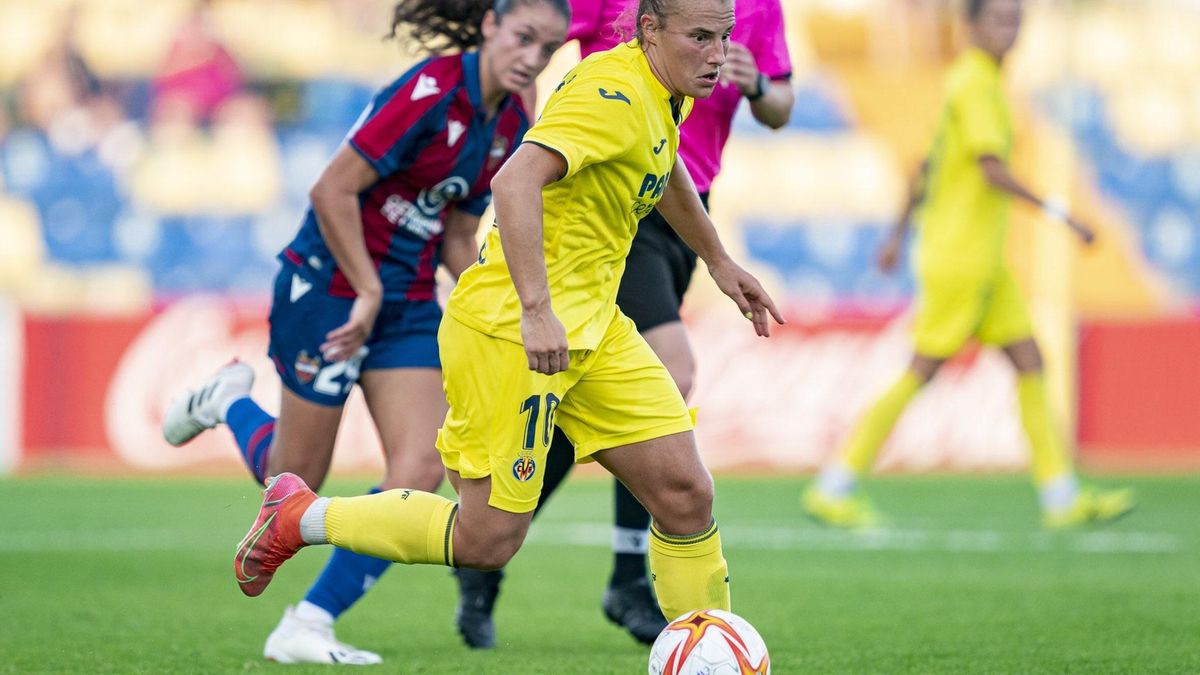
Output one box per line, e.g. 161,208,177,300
322,290,381,362
708,258,785,337
520,305,569,375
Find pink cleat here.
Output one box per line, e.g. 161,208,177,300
234,473,316,597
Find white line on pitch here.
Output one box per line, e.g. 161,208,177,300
0,524,1182,555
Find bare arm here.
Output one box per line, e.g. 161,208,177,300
979,155,1095,244
656,159,785,336
440,208,482,280
748,81,794,130
721,43,793,130
489,142,570,374
309,145,383,360
878,160,928,273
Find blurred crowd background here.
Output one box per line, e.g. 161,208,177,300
3,0,1198,474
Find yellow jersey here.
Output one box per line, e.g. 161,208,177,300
447,41,692,349
915,47,1013,281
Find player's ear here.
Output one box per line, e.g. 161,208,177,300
481,9,499,42
639,13,660,45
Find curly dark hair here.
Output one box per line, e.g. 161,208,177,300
388,0,570,53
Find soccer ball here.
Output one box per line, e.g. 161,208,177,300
648,608,770,675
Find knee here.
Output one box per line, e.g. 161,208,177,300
650,469,714,530
673,369,696,400
379,454,444,493
454,538,520,570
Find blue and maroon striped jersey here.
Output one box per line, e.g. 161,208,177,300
282,51,529,302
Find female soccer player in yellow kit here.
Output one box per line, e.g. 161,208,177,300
231,0,784,629
804,0,1133,530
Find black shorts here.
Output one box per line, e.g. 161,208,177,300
615,193,707,332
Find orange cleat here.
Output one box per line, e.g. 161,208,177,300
234,473,316,597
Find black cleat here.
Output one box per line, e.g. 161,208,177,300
453,568,503,649
602,578,667,645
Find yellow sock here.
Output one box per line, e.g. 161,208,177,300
648,520,730,622
1017,373,1074,485
325,489,457,566
840,370,923,474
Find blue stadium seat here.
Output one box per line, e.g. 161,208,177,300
0,129,53,197
742,218,911,311
32,150,122,264
300,79,375,132
147,214,275,292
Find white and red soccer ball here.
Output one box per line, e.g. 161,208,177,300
648,609,770,675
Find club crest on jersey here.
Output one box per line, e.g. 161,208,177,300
487,136,509,170
512,455,537,482
295,351,322,384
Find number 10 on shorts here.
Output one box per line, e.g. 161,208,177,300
519,393,561,449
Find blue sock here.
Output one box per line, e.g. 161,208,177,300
224,397,275,486
304,487,393,620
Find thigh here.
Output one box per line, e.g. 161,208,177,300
911,273,987,359
641,320,696,399
359,366,445,465
436,314,579,514
977,266,1034,348
591,430,713,534
268,261,364,406
556,313,693,460
268,385,344,489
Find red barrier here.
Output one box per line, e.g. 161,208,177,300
1077,319,1200,469
15,302,1200,473
23,314,148,457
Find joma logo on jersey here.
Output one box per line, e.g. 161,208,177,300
637,172,668,200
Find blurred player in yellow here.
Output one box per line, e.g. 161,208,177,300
804,0,1134,530
230,0,784,630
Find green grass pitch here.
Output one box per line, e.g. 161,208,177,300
1,474,1197,673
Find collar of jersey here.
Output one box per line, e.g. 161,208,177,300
462,48,513,119
461,50,484,109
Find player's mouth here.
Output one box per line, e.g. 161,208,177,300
510,70,533,86
698,71,720,87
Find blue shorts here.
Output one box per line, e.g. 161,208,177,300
267,260,442,407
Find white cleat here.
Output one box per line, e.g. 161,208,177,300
263,606,383,665
162,360,255,446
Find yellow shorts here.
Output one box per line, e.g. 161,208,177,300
911,266,1033,358
436,311,693,514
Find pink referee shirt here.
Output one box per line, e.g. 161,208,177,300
569,0,792,193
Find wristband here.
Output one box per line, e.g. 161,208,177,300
746,72,768,101
1042,196,1069,222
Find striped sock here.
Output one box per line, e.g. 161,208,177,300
225,397,275,485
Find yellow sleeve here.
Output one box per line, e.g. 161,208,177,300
953,75,1007,159
522,66,640,180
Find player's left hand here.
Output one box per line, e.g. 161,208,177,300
708,258,785,337
322,290,381,362
719,43,760,98
1067,216,1097,246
